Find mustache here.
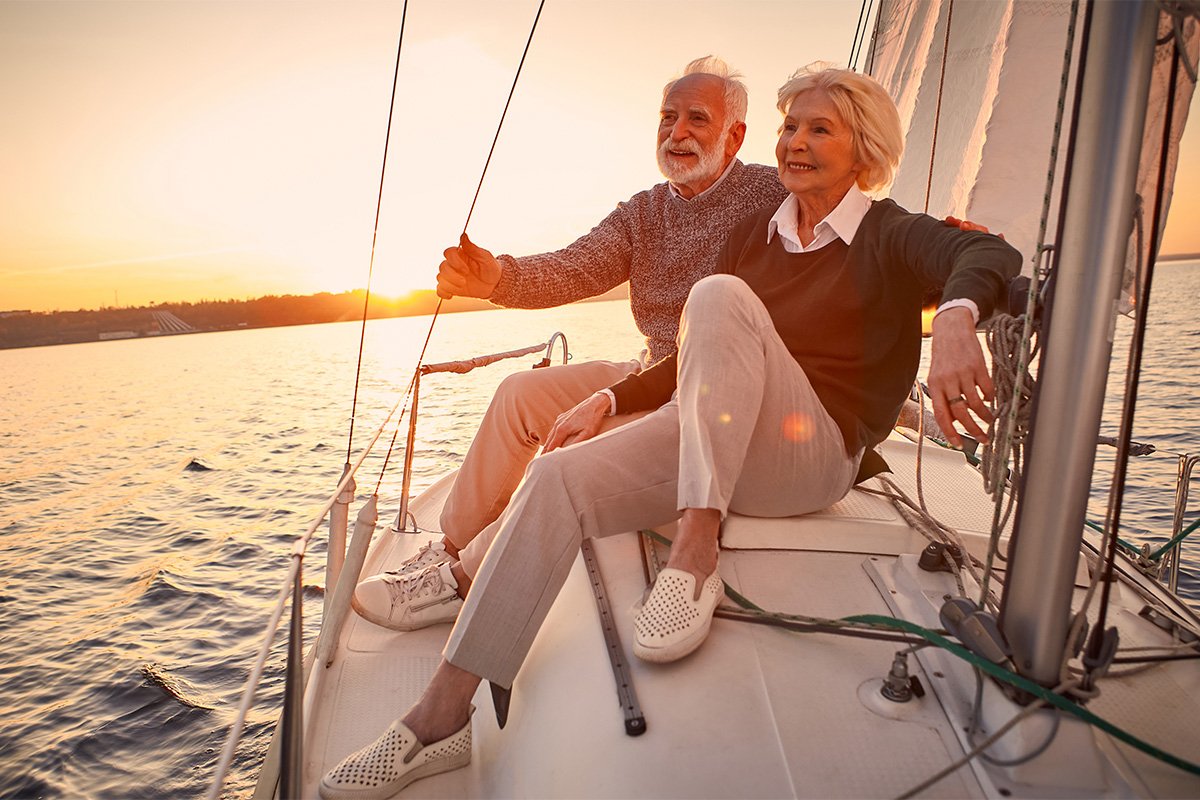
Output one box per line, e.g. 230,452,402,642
659,138,704,157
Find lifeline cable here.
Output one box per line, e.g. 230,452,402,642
211,7,550,795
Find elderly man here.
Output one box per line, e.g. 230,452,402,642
351,56,787,631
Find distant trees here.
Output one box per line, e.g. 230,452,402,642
0,290,496,349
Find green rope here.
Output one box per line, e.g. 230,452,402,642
1084,518,1146,560
640,528,1200,777
1151,516,1200,560
843,615,1200,777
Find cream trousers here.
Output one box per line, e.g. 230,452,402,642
445,275,860,687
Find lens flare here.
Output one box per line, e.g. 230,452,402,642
782,412,813,442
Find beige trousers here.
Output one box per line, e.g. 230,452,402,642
442,358,642,576
445,276,861,687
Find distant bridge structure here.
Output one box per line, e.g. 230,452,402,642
152,310,197,334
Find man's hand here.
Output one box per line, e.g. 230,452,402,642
928,306,994,447
436,233,502,299
944,215,1004,239
543,392,611,453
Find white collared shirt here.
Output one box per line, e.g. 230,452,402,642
767,186,872,253
667,157,738,201
766,187,979,323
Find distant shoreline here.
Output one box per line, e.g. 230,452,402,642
1160,252,1200,262
0,285,631,351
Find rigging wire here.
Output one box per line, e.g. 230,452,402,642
922,0,955,214
1088,33,1183,657
847,0,875,71
211,8,551,795
346,1,410,466
462,0,545,236
371,0,547,492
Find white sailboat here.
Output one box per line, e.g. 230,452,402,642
210,1,1200,797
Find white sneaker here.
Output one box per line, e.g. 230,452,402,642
385,539,454,579
352,562,464,631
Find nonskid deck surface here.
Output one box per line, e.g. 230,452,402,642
306,538,979,798
299,437,1200,799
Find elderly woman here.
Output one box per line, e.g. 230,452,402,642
319,65,1019,799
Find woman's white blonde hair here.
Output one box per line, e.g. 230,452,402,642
776,63,903,192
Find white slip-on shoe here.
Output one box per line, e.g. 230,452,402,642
318,709,474,800
352,561,463,631
633,567,724,663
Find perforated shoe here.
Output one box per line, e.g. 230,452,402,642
352,561,463,631
633,567,724,663
319,710,474,800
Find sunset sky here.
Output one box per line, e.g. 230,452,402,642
3,0,1198,313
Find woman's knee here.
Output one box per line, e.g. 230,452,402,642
683,275,763,320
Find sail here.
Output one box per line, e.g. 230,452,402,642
867,0,1198,297
1127,10,1199,308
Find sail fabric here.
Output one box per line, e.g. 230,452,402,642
868,0,1197,305
1126,9,1199,310
867,0,1077,277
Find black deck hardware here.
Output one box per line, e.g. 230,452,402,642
580,538,647,737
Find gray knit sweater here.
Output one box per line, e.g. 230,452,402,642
489,160,787,364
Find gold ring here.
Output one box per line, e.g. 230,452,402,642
948,395,967,406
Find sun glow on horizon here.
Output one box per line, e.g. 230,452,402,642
3,0,1197,314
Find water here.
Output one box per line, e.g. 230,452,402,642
1,268,1197,798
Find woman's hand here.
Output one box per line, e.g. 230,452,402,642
928,306,994,447
543,392,611,453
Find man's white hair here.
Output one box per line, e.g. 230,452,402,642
662,55,749,125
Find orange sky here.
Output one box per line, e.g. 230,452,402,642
1,0,1197,313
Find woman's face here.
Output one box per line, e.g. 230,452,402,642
776,89,863,202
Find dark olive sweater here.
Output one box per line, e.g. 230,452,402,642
608,199,1022,454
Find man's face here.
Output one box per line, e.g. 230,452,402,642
656,74,735,198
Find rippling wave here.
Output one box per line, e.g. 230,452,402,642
0,276,1196,798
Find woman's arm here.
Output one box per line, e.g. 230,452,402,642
884,206,1022,446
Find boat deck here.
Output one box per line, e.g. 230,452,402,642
290,435,1200,799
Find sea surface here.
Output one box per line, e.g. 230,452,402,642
1,266,1197,799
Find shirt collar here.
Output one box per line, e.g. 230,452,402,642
767,186,872,251
668,157,739,201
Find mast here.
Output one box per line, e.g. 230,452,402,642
998,0,1160,686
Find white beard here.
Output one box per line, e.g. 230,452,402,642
656,130,728,188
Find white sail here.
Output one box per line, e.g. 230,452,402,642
868,0,1198,294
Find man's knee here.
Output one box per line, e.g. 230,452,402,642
489,367,559,416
